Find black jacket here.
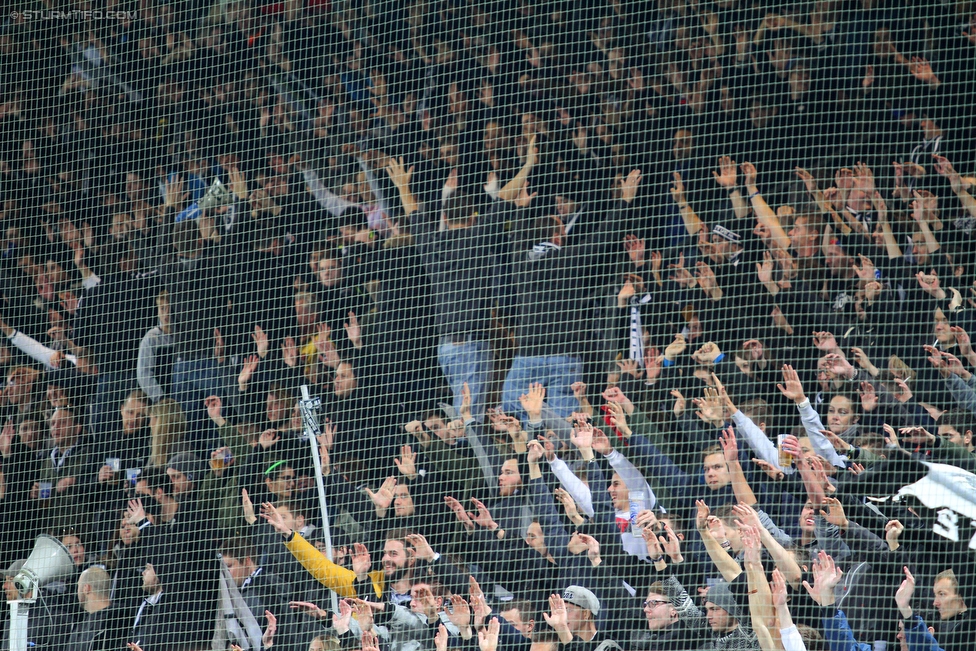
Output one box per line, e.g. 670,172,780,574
508,202,627,357
417,198,507,340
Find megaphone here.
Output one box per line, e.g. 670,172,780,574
12,535,75,599
176,178,232,222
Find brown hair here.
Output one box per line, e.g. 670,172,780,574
148,398,186,467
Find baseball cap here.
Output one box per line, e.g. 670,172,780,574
562,585,600,617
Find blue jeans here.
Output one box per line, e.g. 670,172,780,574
172,357,224,449
501,355,581,420
438,338,493,423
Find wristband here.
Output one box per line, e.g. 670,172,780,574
649,555,664,563
748,190,760,199
662,358,675,367
713,353,725,363
726,186,738,194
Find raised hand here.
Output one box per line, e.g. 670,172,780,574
719,426,738,463
343,312,363,349
126,498,147,525
362,630,380,651
543,594,570,639
776,365,806,403
444,496,475,531
435,624,449,651
571,420,595,453
343,544,369,581
740,161,758,188
669,171,687,204
692,387,725,425
394,445,417,479
259,502,291,537
519,382,546,421
527,439,546,464
385,156,414,188
668,252,697,288
258,428,280,450
460,381,473,422
619,169,642,204
366,477,397,511
405,533,436,562
853,162,875,194
849,347,878,375
908,56,939,86
252,325,269,359
713,156,737,188
916,269,943,297
571,381,588,402
771,568,788,608
752,458,785,481
859,381,878,413
795,167,819,194
885,520,905,550
695,500,711,531
262,610,278,649
241,489,256,525
238,354,260,390
470,498,498,530
478,617,500,651
933,154,970,194
605,401,631,437
802,550,843,606
819,497,849,530
739,524,762,564
290,600,329,620
731,502,762,531
281,337,298,368
895,566,916,618
447,594,471,632
813,331,839,352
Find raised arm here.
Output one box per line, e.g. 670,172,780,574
777,364,848,468
716,374,789,473
696,500,742,582
713,156,750,220
385,156,419,217
742,162,790,250
911,191,941,253
795,167,851,236
670,171,702,236
734,503,802,587
741,525,778,651
497,135,538,203
872,191,903,260
934,154,976,221
720,426,757,506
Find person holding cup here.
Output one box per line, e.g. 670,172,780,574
31,407,89,535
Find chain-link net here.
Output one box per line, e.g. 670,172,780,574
1,2,976,651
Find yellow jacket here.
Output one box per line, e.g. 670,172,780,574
285,533,385,599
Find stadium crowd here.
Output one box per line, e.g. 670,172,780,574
1,1,976,651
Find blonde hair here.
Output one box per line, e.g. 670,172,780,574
887,355,917,383
148,398,186,467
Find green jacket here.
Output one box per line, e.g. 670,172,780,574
199,421,258,535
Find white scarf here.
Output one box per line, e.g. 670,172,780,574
212,562,263,651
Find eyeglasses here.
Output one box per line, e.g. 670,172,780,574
643,600,669,609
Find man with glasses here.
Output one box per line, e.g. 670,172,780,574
629,579,705,650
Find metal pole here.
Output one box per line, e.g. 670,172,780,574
299,385,340,615
9,600,29,651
